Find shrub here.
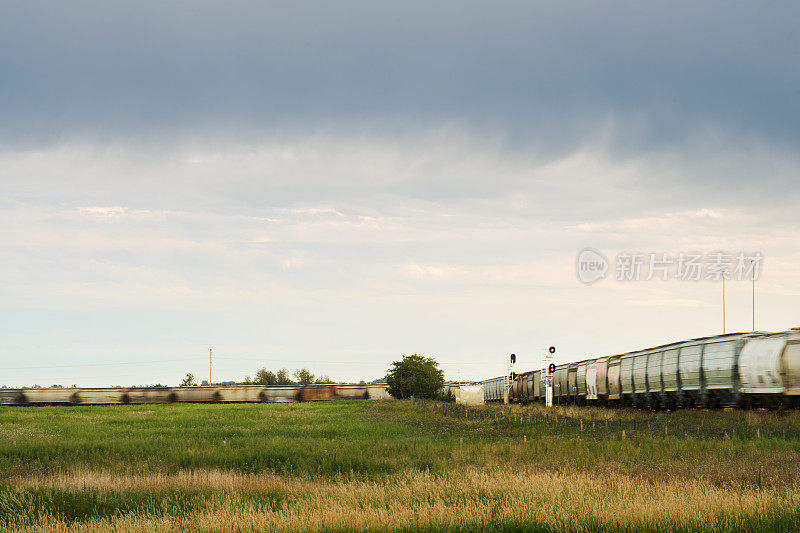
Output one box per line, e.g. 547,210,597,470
386,354,444,399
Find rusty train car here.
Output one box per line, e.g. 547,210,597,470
0,384,391,406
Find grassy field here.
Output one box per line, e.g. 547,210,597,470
1,400,799,532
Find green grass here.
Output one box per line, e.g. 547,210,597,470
0,401,462,477
1,400,799,531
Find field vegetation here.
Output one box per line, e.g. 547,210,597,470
1,400,799,531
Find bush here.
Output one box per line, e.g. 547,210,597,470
275,369,293,385
255,369,277,386
386,354,444,399
294,368,315,385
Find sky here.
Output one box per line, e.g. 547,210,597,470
1,2,799,387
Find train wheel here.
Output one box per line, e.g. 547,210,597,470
700,393,711,409
650,396,661,411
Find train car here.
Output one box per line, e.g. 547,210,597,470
258,386,298,402
554,365,568,403
12,388,79,404
646,349,664,409
0,390,24,405
483,376,506,402
738,330,800,407
632,351,649,408
215,386,265,403
525,371,535,401
512,373,523,402
506,376,517,403
74,388,125,404
784,334,800,403
593,357,608,404
172,387,218,403
619,353,636,405
301,385,336,401
533,370,542,401
576,361,588,405
567,364,578,402
586,360,598,403
607,356,622,405
701,334,748,407
123,387,174,404
661,346,680,409
336,385,370,400
677,341,704,407
366,385,392,400
496,375,508,402
514,371,532,402
511,371,531,403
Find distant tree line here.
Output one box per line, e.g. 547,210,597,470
243,368,335,386
172,368,338,387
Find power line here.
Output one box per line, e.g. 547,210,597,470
0,357,198,371
212,354,491,366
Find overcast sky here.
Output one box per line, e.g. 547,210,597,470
1,2,799,387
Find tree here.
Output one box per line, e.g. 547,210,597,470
386,354,444,399
294,368,315,385
256,368,278,385
180,373,197,387
276,368,293,385
314,375,335,384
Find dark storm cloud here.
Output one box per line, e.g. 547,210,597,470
1,1,798,151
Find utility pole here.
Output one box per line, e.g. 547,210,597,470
722,276,726,334
209,347,212,386
752,276,755,332
752,260,756,332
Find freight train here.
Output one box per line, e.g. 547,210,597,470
484,329,800,408
0,384,391,405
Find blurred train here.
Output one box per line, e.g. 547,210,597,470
484,329,800,409
0,384,391,405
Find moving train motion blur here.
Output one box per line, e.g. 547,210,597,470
0,384,391,405
485,329,800,409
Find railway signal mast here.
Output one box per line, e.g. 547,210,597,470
543,346,556,407
506,353,516,404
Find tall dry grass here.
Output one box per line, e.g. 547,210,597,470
4,468,799,532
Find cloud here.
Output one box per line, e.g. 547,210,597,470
80,206,128,218
2,133,799,386
1,3,799,386
402,264,455,280
291,207,344,217
79,206,157,220
1,2,798,156
282,257,305,270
